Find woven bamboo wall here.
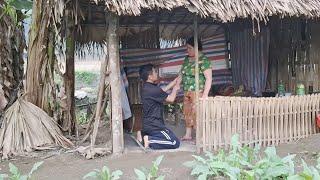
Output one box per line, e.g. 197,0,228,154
198,95,320,151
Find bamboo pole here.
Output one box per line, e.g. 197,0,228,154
270,98,275,145
292,96,296,140
274,98,280,145
194,15,201,153
108,13,124,154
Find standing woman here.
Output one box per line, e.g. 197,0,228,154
180,37,212,141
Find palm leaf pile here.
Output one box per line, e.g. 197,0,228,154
0,98,73,159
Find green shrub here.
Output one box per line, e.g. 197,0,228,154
76,110,88,125
83,166,122,180
134,155,165,180
184,135,298,180
0,161,43,180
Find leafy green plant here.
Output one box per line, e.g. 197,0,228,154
83,166,122,180
248,147,295,179
184,134,298,180
0,161,43,180
76,110,88,124
134,155,165,180
184,135,258,180
288,158,320,180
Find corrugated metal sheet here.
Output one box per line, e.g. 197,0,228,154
230,27,270,96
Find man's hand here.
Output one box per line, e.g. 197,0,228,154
173,83,180,91
175,75,182,85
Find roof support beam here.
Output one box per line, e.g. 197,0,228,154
194,15,201,154
108,13,124,154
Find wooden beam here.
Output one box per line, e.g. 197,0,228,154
64,8,76,135
171,14,189,37
194,16,201,154
108,13,124,154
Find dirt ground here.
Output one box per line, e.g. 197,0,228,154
1,130,320,180
1,62,319,179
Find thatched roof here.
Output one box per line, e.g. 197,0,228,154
74,0,320,52
91,0,320,22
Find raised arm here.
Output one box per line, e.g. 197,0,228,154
165,81,181,103
202,69,212,98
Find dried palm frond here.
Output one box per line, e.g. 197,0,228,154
0,98,73,159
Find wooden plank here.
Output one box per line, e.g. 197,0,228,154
314,94,320,132
248,98,253,147
284,97,289,142
297,96,302,139
226,98,232,149
311,94,317,134
293,96,297,140
232,98,237,140
262,98,268,146
253,98,259,146
265,98,270,146
303,95,310,138
279,98,284,143
200,99,206,151
270,98,275,145
297,96,304,139
288,97,293,142
237,98,242,144
240,99,245,145
213,98,218,151
306,95,311,137
274,98,280,145
217,98,222,148
258,98,264,146
210,98,215,151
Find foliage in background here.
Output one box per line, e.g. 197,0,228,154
0,161,43,180
83,166,122,180
134,155,165,180
164,103,182,113
0,0,32,25
76,110,89,125
75,71,98,88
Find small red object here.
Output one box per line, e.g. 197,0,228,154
316,114,320,128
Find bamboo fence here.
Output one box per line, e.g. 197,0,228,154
198,94,320,151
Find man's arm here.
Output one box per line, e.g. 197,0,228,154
165,83,180,103
162,78,177,92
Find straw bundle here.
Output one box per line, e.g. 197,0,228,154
0,98,73,159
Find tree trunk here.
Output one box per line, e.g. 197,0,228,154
62,8,76,135
25,0,55,114
0,8,25,112
0,4,26,127
108,13,124,154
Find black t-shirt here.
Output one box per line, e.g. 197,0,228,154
141,82,168,134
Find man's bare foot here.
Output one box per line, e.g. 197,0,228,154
143,135,149,148
136,131,142,142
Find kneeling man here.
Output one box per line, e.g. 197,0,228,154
139,64,181,149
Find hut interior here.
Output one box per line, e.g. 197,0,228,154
69,0,320,152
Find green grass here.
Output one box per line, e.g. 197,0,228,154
75,71,99,87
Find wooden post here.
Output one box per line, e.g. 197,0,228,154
64,8,76,135
108,13,124,154
194,16,201,153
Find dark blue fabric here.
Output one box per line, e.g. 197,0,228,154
147,128,180,149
